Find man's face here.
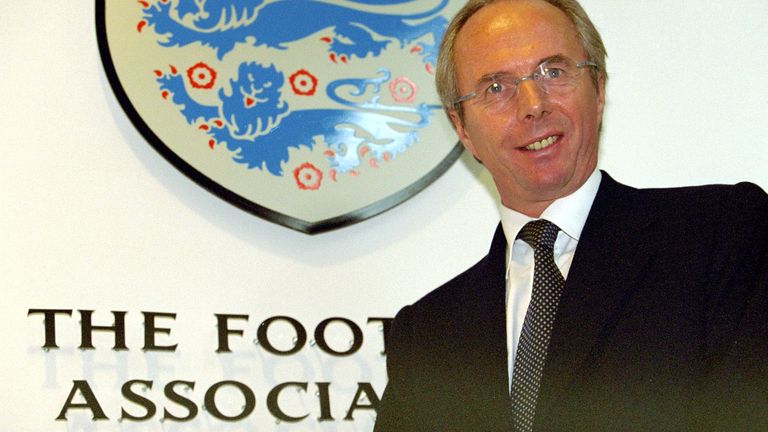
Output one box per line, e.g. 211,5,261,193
451,0,605,216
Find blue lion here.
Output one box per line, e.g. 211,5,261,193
141,0,449,67
156,61,437,176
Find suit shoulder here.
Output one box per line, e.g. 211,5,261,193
398,224,505,319
628,182,768,259
638,181,767,217
405,252,495,318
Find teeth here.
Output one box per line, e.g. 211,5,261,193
525,136,557,151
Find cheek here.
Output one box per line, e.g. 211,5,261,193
563,92,602,137
477,129,514,164
462,116,506,152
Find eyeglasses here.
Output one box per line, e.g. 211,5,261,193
453,56,598,112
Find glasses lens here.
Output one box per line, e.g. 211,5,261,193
469,75,518,110
539,58,577,85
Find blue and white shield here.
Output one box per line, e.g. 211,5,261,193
97,0,462,233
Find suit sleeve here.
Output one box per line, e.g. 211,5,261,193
374,305,418,432
701,182,768,430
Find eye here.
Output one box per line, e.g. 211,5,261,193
542,67,564,79
486,81,504,95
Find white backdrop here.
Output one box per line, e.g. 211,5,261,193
2,1,766,431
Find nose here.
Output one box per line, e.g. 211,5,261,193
515,80,549,122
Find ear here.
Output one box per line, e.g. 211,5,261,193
595,73,606,125
448,109,480,159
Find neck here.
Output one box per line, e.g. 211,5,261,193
500,197,552,218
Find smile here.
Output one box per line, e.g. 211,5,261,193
524,135,558,151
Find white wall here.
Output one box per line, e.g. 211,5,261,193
2,1,766,431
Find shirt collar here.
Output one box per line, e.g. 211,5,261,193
500,169,602,246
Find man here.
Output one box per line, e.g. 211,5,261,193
374,0,768,431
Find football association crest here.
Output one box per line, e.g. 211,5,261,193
97,0,462,233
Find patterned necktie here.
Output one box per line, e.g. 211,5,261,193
511,219,565,432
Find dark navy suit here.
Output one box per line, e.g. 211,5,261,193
375,172,768,431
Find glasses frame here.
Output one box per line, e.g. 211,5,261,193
452,59,598,109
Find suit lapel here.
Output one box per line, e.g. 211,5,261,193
451,224,515,426
535,173,661,421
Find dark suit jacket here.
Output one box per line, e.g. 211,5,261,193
374,172,768,431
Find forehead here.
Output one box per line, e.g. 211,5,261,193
454,0,584,78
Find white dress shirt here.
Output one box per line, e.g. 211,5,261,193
500,169,602,390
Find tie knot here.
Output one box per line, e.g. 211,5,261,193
519,219,560,251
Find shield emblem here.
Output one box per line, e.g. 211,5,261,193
96,0,462,234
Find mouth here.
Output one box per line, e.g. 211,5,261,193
523,135,559,151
